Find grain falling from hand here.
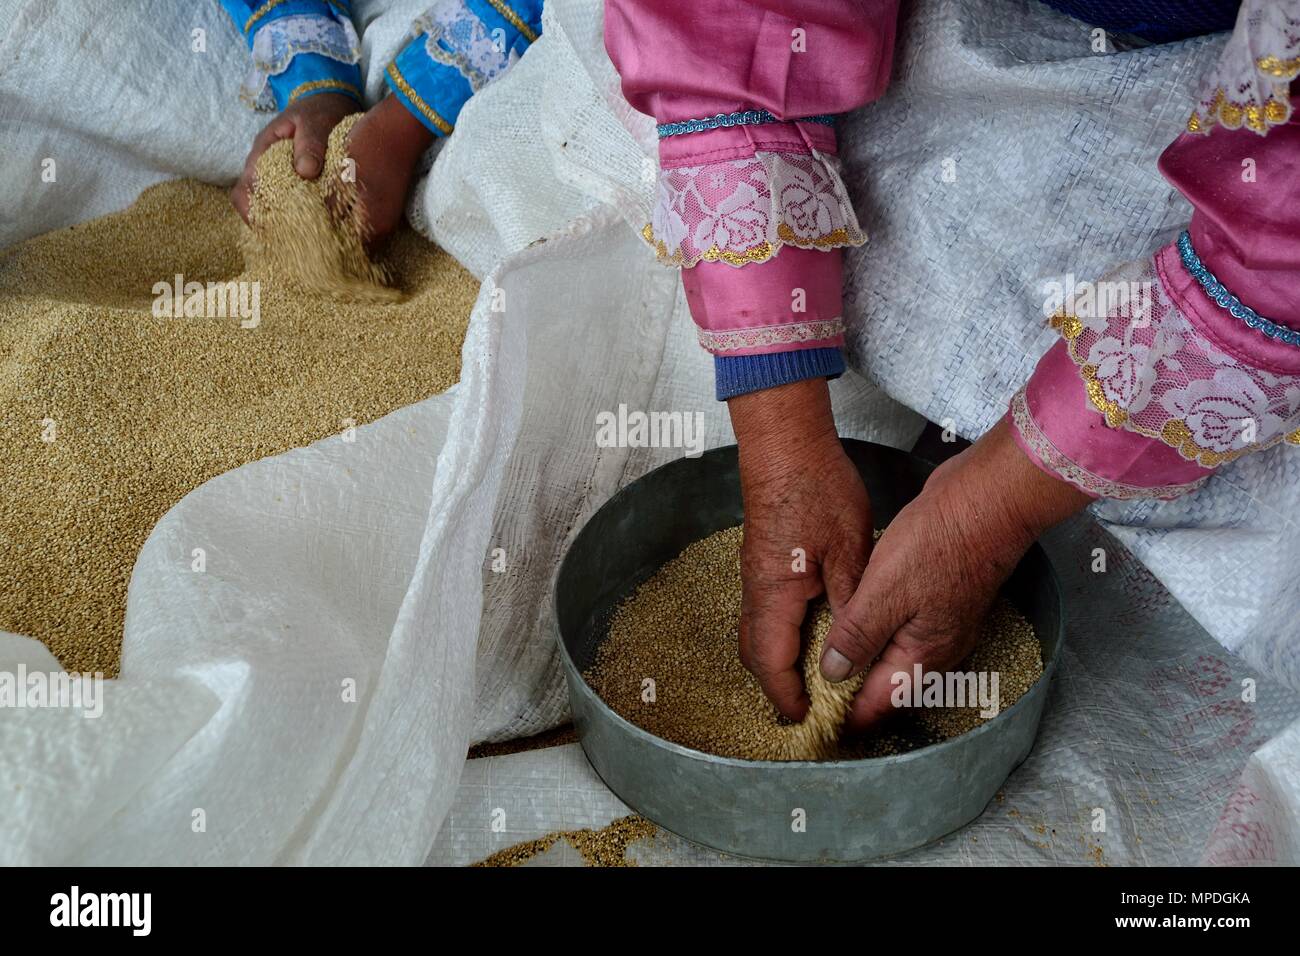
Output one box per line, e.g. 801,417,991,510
242,115,398,302
0,131,477,676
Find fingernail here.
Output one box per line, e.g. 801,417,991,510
295,155,321,177
821,648,854,683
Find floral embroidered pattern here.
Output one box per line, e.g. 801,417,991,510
643,150,865,268
1187,0,1300,135
241,12,361,111
1009,389,1208,500
1051,257,1300,469
414,0,520,94
696,319,844,353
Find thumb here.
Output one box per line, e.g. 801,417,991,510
292,124,329,179
819,562,906,684
846,635,921,731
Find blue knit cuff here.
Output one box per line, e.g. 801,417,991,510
714,348,845,401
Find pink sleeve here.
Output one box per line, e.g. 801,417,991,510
604,0,899,357
1009,115,1300,500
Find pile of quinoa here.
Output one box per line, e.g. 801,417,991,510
584,525,1043,761
0,118,477,675
473,815,658,868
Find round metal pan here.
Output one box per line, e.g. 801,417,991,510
554,440,1062,862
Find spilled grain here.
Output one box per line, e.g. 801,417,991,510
473,814,657,867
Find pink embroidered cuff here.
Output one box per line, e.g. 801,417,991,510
1010,241,1300,501
681,247,844,356
645,147,866,269
603,0,898,368
1009,343,1213,501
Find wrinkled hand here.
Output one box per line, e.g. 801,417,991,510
819,418,1091,731
730,378,873,720
230,92,360,224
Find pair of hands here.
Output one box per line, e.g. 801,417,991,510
237,96,1084,736
732,377,1089,731
230,92,434,244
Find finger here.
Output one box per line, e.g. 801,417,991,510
739,582,811,721
291,118,329,179
819,561,907,684
846,637,921,731
846,620,969,732
249,115,296,169
232,117,296,223
230,182,251,225
820,527,871,614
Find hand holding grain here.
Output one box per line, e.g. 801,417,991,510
231,92,361,223
327,94,436,249
819,417,1091,731
728,378,873,721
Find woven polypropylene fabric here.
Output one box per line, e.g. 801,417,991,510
835,0,1300,695
4,0,1297,867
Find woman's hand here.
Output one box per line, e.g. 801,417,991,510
330,94,435,247
230,93,434,247
819,417,1091,731
230,92,361,223
729,377,873,720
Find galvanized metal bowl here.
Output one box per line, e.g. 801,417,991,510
554,440,1062,862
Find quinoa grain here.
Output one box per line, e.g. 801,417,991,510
0,120,477,675
585,525,1043,760
473,814,657,867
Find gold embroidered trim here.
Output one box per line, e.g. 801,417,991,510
641,223,860,268
696,319,844,352
1257,54,1300,80
1009,389,1206,500
1187,88,1292,134
245,0,349,34
286,78,362,105
482,0,538,44
386,62,454,135
1051,310,1295,468
775,223,856,247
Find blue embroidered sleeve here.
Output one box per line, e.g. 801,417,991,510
219,0,363,111
384,0,544,137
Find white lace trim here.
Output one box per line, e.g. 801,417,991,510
1188,0,1300,135
696,318,844,353
240,12,362,112
1052,255,1300,468
642,149,866,268
1009,389,1208,501
414,0,520,94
